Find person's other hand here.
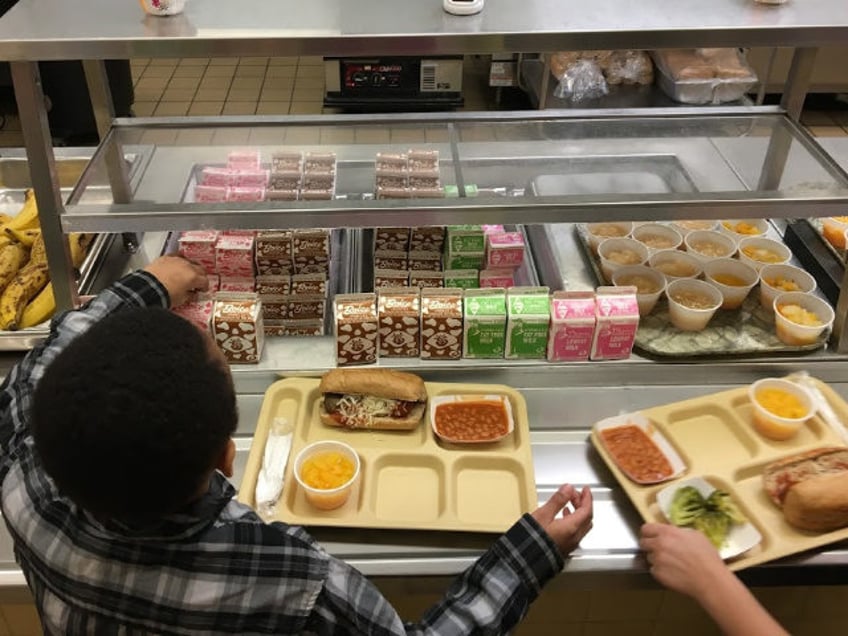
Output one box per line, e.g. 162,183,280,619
639,522,728,599
531,484,593,557
143,255,208,307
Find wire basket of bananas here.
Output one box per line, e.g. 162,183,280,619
0,189,93,331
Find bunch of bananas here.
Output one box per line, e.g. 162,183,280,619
0,189,93,330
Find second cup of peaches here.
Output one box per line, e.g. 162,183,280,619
702,258,758,310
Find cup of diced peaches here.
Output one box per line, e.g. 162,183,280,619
759,264,816,312
773,292,834,346
293,441,360,510
748,378,814,441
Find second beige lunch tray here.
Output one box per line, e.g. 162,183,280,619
590,378,848,571
238,378,537,533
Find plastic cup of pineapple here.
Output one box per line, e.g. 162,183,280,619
293,440,360,511
585,221,633,253
666,278,722,331
748,378,814,441
737,236,792,272
773,291,834,346
719,219,768,244
597,237,648,283
759,264,816,312
611,265,667,315
702,258,759,309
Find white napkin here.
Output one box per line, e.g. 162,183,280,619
255,417,294,518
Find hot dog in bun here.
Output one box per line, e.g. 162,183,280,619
763,447,848,532
319,368,427,430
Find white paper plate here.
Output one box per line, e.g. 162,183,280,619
656,476,763,560
594,412,686,484
430,394,515,444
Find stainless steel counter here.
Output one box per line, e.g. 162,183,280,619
0,0,846,60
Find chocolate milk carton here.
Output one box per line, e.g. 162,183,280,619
590,286,639,361
420,288,463,360
547,291,597,362
505,287,550,359
334,293,378,366
212,293,265,364
378,288,420,358
462,288,507,359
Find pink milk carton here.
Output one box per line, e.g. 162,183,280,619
479,268,515,289
172,299,214,333
590,286,640,361
215,234,255,278
486,232,525,269
178,230,219,274
482,224,505,235
219,276,256,293
547,291,596,362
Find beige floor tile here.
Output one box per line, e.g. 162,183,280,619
256,102,290,115
291,86,324,101
228,88,262,101
134,87,167,102
161,88,197,102
231,77,264,90
266,66,297,78
209,57,239,66
269,57,298,66
176,129,216,145
236,66,267,78
288,101,324,115
212,129,252,145
295,65,325,79
298,56,324,66
240,57,269,66
319,127,356,144
260,88,293,102
148,57,181,66
808,125,848,137
131,69,146,83
262,77,295,91
135,77,169,90
222,102,257,116
284,127,322,145
198,76,232,89
188,101,224,116
172,66,205,79
168,77,202,90
250,128,287,145
132,101,158,117
131,58,151,66
293,78,324,91
800,111,835,126
321,107,344,115
178,57,210,66
1,603,42,635
390,129,426,143
356,128,391,143
204,66,236,78
194,88,230,102
140,66,175,80
154,102,191,116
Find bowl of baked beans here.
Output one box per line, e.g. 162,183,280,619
430,394,514,444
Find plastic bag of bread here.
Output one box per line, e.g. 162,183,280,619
552,59,609,102
603,50,654,86
651,48,757,104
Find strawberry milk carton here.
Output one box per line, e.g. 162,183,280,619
215,234,255,278
479,269,515,289
590,286,639,361
178,230,219,274
547,291,596,362
486,232,525,269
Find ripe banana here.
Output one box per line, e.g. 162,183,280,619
0,242,28,291
4,227,40,247
69,233,94,269
19,282,55,329
0,264,50,330
28,234,46,268
0,214,12,225
4,190,39,232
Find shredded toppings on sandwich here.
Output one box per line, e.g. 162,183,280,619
328,394,416,428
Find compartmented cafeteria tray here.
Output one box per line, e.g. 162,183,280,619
574,223,828,357
238,377,537,533
590,378,848,572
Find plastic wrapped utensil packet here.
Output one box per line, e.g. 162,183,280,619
255,417,294,518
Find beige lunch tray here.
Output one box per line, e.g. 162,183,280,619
590,378,848,572
239,377,537,533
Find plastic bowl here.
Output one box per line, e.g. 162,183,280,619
293,440,360,511
585,221,633,253
648,249,703,282
748,378,814,441
671,219,719,236
737,236,792,272
611,265,667,315
597,237,649,283
702,258,759,310
759,264,817,312
631,223,683,255
666,278,722,331
683,229,737,263
773,291,835,346
719,219,768,243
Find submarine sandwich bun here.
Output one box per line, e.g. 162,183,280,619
763,447,848,532
319,369,427,430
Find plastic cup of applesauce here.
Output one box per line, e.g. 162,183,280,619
683,230,737,263
139,0,186,16
597,237,648,283
293,440,360,511
702,258,759,310
611,265,666,315
666,278,722,331
773,291,835,346
748,378,813,441
648,249,703,283
631,223,683,256
759,264,816,312
585,222,633,253
737,236,792,272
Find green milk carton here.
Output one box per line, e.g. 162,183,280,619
505,287,551,359
463,288,507,359
447,225,486,254
444,269,479,290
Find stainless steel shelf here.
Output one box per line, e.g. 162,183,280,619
0,0,846,60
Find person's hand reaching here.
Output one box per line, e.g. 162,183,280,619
143,255,208,308
531,484,593,557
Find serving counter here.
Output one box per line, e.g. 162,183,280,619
0,0,847,597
